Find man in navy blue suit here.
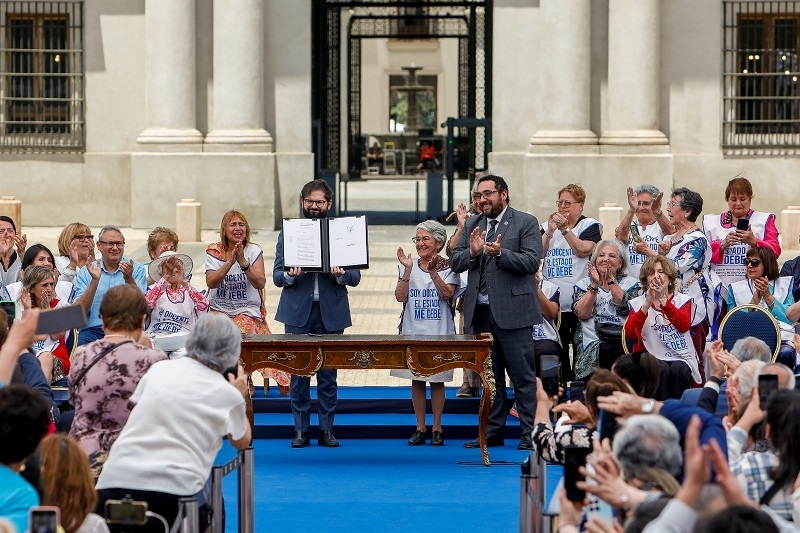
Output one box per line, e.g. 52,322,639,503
273,180,361,448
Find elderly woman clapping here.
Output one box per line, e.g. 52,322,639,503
391,220,463,446
96,313,251,531
572,240,641,380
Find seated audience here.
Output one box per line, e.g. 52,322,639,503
68,285,166,479
17,266,71,385
0,384,51,533
625,255,700,399
96,314,251,532
727,246,798,370
611,351,662,399
6,244,76,305
681,337,772,416
0,215,25,286
145,226,179,285
38,434,109,533
572,240,640,378
55,223,96,284
145,251,208,357
74,225,147,345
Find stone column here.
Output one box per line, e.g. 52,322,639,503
600,0,667,147
204,0,273,151
136,0,203,149
530,0,597,150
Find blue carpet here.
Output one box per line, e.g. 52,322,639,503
215,438,527,532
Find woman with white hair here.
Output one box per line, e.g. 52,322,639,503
392,220,463,447
96,313,251,532
572,240,641,379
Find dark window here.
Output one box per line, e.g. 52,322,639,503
1,2,84,151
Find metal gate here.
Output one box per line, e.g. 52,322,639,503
312,0,491,181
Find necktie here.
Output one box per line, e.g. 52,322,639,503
478,220,498,296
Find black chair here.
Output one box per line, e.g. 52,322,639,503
718,304,781,362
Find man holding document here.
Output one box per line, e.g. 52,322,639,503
273,179,362,448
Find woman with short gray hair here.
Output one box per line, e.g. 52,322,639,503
614,184,673,279
572,240,640,379
96,313,251,531
392,220,463,446
660,187,717,358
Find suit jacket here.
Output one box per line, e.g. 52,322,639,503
450,206,543,330
272,229,361,331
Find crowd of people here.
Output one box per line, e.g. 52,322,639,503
2,173,800,531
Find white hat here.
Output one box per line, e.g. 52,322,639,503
148,250,193,282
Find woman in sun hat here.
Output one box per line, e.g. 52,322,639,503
146,250,209,357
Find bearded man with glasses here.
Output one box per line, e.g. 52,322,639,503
450,173,543,451
74,225,147,345
273,179,361,448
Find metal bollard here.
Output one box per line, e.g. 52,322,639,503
210,466,224,533
239,447,255,533
177,498,199,533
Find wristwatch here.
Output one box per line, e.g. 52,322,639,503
641,399,655,414
607,280,616,285
619,492,631,512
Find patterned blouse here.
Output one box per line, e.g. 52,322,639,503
532,420,595,465
68,340,167,457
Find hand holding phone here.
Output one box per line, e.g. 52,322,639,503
29,506,60,533
630,225,641,242
736,218,750,231
598,409,619,442
567,381,586,403
564,446,590,501
539,355,561,397
758,374,779,407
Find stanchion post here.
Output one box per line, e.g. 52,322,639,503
178,498,199,533
210,466,224,533
239,447,255,533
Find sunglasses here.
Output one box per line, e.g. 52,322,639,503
744,258,762,267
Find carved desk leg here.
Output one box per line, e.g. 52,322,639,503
479,353,496,466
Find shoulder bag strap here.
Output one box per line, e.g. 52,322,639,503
70,340,134,391
759,479,785,506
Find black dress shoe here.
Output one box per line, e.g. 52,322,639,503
517,434,533,450
318,429,340,447
430,430,444,446
463,436,504,448
407,429,426,446
456,384,479,397
291,431,310,448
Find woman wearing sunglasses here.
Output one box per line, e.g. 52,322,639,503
726,246,800,370
55,223,96,284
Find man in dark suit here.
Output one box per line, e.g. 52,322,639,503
273,179,361,448
450,174,542,450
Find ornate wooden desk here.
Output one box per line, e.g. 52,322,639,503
240,333,496,465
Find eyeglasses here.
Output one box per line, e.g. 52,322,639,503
744,258,762,267
472,190,499,201
303,199,328,207
411,236,434,244
637,201,652,207
667,201,681,208
556,200,575,207
98,240,125,248
73,234,93,241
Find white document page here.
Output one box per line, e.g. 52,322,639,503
282,218,323,269
328,216,368,268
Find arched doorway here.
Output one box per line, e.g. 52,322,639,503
312,0,491,220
